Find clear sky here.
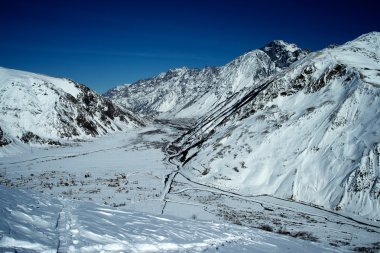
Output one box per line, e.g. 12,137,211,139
1,0,379,93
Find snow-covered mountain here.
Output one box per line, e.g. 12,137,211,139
1,32,379,252
171,32,380,219
105,40,308,118
0,67,144,145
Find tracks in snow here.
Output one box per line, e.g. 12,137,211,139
56,200,74,253
0,145,129,167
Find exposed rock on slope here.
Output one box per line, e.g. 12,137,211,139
172,32,380,219
105,40,308,118
0,67,144,145
0,126,11,146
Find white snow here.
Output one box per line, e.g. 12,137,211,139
1,33,380,253
105,40,306,118
0,67,80,97
175,32,380,220
0,66,141,144
0,185,347,253
1,123,379,252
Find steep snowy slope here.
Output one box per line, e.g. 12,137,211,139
172,32,380,219
0,67,143,145
105,41,308,118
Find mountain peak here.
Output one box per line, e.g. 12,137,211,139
261,40,309,68
343,31,380,51
263,40,301,53
105,38,310,117
355,31,380,41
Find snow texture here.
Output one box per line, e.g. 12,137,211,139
0,179,348,252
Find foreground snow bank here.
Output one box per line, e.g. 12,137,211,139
0,185,345,253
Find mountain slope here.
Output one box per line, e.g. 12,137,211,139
105,41,308,118
172,32,380,219
0,67,144,145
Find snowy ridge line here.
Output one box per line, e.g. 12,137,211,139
1,32,379,252
105,39,308,118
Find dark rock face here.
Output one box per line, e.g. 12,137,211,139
43,82,145,140
74,83,144,133
75,115,99,136
20,131,61,145
0,127,11,146
261,40,310,68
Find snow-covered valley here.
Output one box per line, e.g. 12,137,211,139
1,122,379,252
1,32,380,252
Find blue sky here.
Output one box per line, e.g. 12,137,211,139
1,0,379,93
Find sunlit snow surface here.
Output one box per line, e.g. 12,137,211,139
0,67,141,144
1,32,380,252
0,185,346,253
105,40,307,118
1,123,379,252
175,32,380,220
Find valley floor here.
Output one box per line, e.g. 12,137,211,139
1,121,379,252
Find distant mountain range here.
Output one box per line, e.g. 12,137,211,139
104,40,308,118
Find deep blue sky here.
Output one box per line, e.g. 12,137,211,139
1,0,379,93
